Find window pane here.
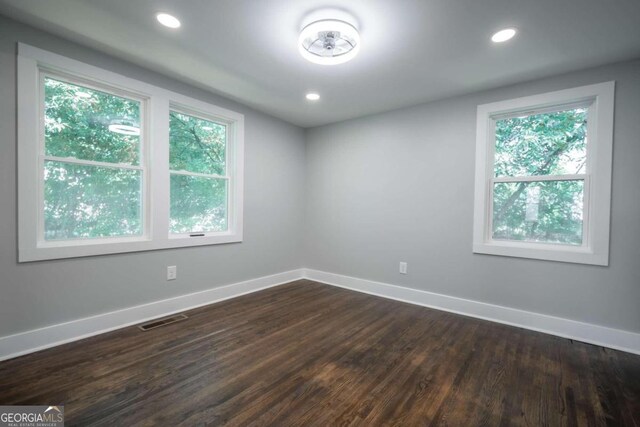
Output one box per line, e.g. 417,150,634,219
492,180,584,245
170,111,226,175
44,161,142,240
44,77,141,165
170,174,227,233
494,108,587,177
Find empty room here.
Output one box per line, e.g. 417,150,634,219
0,0,639,425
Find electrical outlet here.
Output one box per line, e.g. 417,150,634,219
399,262,408,274
167,265,177,281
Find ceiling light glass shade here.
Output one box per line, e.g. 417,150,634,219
108,119,140,136
491,28,517,43
306,93,320,100
156,13,181,29
299,19,360,65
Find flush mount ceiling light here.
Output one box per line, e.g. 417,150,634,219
306,93,320,101
108,119,140,136
156,13,181,29
299,19,360,65
491,28,517,43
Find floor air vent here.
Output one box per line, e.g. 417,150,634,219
138,313,188,331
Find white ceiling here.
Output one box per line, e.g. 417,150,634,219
1,0,639,128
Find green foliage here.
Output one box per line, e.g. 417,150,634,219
492,108,587,245
44,78,142,240
169,112,226,175
45,77,140,165
495,109,587,177
169,111,228,233
493,181,583,244
44,161,142,240
170,175,227,234
42,79,229,239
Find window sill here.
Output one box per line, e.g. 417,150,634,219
20,232,243,262
472,241,608,266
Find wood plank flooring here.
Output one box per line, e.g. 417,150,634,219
1,280,639,426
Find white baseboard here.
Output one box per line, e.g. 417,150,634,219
0,269,305,362
302,269,640,355
3,267,638,362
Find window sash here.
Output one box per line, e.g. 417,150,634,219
169,170,230,237
39,71,149,246
41,71,146,165
487,177,590,248
488,103,595,179
169,107,229,176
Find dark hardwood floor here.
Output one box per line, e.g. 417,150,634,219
1,280,639,426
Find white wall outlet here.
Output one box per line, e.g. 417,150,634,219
399,262,408,274
167,265,177,281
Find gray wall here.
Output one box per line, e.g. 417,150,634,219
1,14,638,340
0,16,306,337
305,59,640,333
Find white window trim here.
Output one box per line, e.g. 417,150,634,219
472,82,615,266
18,43,244,262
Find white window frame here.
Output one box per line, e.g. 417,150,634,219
18,43,244,262
472,82,615,266
168,104,235,238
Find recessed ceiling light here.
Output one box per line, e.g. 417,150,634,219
306,93,320,101
299,19,360,65
156,13,181,29
491,28,517,43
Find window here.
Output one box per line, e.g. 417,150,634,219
169,110,229,235
473,82,615,265
18,44,244,261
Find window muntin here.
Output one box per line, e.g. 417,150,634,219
42,75,145,241
169,110,229,234
490,106,589,246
